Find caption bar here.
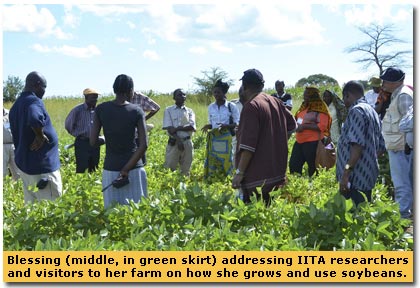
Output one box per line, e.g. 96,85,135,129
4,251,413,282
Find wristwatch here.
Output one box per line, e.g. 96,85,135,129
344,164,352,171
235,169,244,176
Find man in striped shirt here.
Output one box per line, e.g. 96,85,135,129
65,88,104,173
130,91,161,131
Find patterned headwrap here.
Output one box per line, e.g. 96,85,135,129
325,89,348,129
296,86,332,136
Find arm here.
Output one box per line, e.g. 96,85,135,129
339,143,363,193
232,149,253,189
145,98,160,120
120,115,148,177
89,113,101,147
64,108,77,137
30,126,49,151
145,109,159,121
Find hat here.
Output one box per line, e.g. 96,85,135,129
83,88,100,96
368,77,381,87
380,67,405,83
239,69,265,85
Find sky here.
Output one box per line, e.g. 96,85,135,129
1,2,415,98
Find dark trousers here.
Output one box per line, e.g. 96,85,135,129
242,181,285,207
341,188,372,206
75,138,100,173
289,140,318,177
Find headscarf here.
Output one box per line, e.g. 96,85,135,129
325,89,348,129
296,86,332,136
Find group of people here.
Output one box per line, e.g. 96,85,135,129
5,67,413,221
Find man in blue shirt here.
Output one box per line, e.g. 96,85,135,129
9,71,63,203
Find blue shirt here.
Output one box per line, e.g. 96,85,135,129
336,98,385,191
9,91,60,175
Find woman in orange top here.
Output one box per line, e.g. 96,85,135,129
289,86,332,177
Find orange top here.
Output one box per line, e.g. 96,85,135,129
295,109,330,143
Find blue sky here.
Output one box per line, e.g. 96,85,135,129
2,2,415,98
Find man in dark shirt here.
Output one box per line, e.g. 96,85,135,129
271,80,293,110
65,88,104,173
9,71,63,203
233,69,297,206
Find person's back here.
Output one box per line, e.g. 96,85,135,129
239,92,294,185
95,101,144,170
10,90,59,175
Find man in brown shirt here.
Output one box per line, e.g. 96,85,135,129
232,69,297,206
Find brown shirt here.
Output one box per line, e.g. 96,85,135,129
236,93,297,189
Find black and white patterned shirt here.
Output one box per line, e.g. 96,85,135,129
336,98,386,191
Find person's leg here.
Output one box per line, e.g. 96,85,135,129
302,141,318,177
8,145,20,180
289,142,305,175
88,146,101,173
20,170,62,203
180,140,193,176
75,139,89,173
388,150,413,218
164,144,180,171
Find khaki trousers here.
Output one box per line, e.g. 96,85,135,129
164,139,193,176
20,169,63,203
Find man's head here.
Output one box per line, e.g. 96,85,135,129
342,81,364,108
322,90,333,106
275,80,285,95
173,88,187,107
24,71,47,99
239,69,265,100
83,88,99,109
380,67,405,94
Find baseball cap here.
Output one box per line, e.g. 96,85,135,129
380,67,405,82
83,88,100,95
239,69,265,85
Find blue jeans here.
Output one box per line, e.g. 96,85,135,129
388,150,413,218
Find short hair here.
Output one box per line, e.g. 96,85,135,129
113,74,134,94
214,79,230,94
173,88,186,97
342,81,364,97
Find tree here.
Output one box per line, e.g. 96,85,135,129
345,24,412,76
3,75,24,102
295,74,338,87
193,67,234,104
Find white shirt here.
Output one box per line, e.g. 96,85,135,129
162,105,196,138
208,101,240,128
364,90,378,108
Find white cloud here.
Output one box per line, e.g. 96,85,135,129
63,4,79,28
344,4,412,27
143,50,161,61
75,4,145,17
209,41,232,53
115,37,131,43
32,44,101,58
189,46,207,55
3,4,72,40
127,21,136,29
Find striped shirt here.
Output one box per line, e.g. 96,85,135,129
130,91,160,113
65,103,95,138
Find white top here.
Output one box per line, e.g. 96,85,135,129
364,90,378,108
207,101,240,128
162,105,196,138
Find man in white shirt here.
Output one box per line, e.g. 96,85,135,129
364,77,381,107
162,89,196,176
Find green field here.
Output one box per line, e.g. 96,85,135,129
2,89,413,251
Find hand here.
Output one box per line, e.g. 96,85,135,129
30,134,49,151
201,124,211,133
232,174,244,189
339,172,350,194
119,170,129,179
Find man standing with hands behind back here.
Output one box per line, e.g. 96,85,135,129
65,88,104,173
232,69,297,206
9,71,63,203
